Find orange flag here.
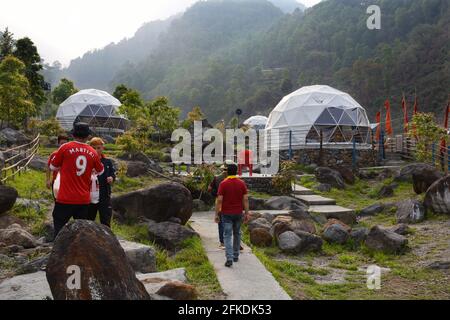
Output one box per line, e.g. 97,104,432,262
412,94,419,139
402,94,409,134
375,111,381,142
384,99,393,136
413,95,418,115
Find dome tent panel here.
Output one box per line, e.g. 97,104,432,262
338,111,357,126
328,107,344,124
315,109,338,126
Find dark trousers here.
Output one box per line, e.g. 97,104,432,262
87,198,113,227
218,214,224,244
52,203,90,239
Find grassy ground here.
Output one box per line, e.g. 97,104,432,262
299,176,419,212
112,220,223,299
242,174,450,300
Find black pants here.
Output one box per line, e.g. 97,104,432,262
87,198,113,228
52,203,90,239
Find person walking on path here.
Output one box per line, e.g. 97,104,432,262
215,163,250,267
49,123,104,237
87,137,116,228
208,165,228,249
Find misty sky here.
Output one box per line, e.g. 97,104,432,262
0,0,321,66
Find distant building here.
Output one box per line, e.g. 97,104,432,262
56,89,128,135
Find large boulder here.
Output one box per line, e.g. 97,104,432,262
119,240,157,274
112,183,193,225
248,218,272,232
0,271,52,300
277,230,322,254
0,128,30,147
0,185,18,215
359,203,385,217
0,224,36,248
322,223,349,244
332,166,356,185
396,199,425,224
315,167,345,189
46,220,150,300
412,167,444,194
350,228,369,244
424,175,450,215
250,228,273,247
147,221,198,251
394,163,436,182
249,197,269,211
378,184,395,198
293,231,323,253
271,216,316,238
156,281,198,300
265,196,307,211
126,161,150,178
277,231,301,254
29,155,48,171
0,214,26,229
136,268,187,296
365,226,408,254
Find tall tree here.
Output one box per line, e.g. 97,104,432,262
0,28,15,61
0,56,35,128
113,84,131,103
52,78,78,105
14,37,46,108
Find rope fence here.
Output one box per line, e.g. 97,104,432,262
1,134,40,183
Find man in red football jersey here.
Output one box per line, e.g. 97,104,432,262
49,123,104,237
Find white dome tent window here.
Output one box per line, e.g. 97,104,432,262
56,89,129,135
265,85,372,150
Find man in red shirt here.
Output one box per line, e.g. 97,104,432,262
216,163,250,267
49,123,104,237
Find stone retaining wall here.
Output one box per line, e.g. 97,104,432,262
281,148,377,167
241,177,275,194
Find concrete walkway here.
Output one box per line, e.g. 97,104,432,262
190,211,291,300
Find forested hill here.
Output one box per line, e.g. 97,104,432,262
58,17,175,90
56,0,449,126
59,0,299,90
111,0,449,124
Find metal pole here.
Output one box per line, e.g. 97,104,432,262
288,130,292,160
352,136,357,169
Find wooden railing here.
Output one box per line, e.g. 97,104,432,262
1,134,40,183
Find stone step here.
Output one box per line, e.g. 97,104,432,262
309,205,355,215
291,184,315,196
309,205,356,225
294,194,336,206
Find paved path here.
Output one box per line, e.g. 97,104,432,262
190,211,291,300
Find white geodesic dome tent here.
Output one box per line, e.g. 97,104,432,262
243,115,268,130
56,89,128,134
265,85,372,150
